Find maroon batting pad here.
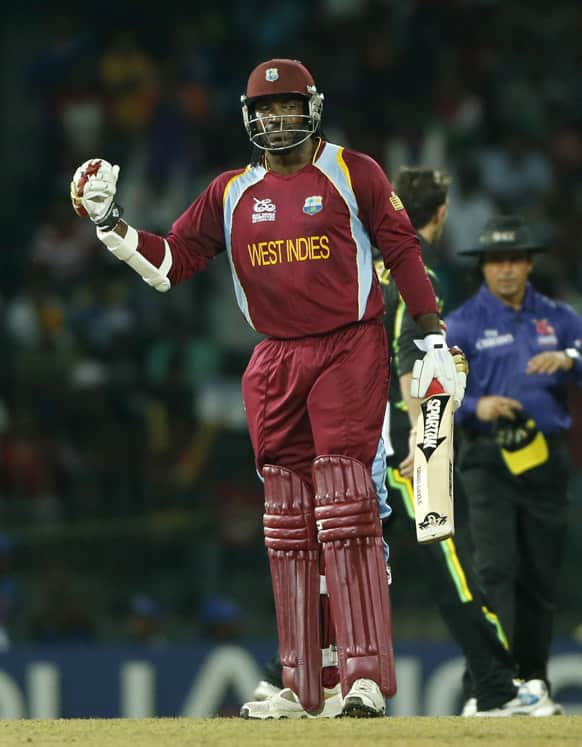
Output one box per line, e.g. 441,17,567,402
263,464,323,712
313,455,396,697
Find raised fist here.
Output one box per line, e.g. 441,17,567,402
70,159,123,230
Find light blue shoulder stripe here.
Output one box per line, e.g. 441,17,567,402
313,144,373,319
223,165,267,328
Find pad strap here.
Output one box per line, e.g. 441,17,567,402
320,555,339,688
263,465,323,712
313,455,396,697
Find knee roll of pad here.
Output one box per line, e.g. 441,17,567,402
263,465,318,551
313,455,382,541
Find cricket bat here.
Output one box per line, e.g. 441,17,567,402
413,378,455,544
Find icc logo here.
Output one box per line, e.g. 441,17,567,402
252,197,277,223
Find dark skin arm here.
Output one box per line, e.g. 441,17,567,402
415,313,442,336
109,220,128,237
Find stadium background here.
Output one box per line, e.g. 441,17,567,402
1,0,582,716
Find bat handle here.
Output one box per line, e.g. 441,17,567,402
426,378,445,397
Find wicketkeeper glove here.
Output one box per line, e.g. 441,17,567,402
410,334,467,410
450,345,469,378
70,158,123,231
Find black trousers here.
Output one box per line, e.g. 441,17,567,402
459,434,569,686
386,463,517,710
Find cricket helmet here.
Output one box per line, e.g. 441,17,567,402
241,58,324,152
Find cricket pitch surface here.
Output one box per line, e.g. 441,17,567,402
1,716,581,746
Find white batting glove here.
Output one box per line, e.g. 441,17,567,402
410,334,467,409
70,158,123,230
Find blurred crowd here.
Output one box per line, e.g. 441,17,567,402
1,0,582,643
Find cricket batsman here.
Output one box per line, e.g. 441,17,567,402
70,58,464,717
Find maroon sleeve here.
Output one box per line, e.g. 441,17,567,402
344,150,438,319
134,170,240,286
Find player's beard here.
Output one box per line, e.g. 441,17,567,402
260,128,304,152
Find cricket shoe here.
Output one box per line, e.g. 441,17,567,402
471,680,549,717
526,679,564,716
341,679,386,718
461,697,477,717
252,680,281,701
462,678,540,717
240,684,343,719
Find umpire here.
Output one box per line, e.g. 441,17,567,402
379,170,551,716
446,215,582,709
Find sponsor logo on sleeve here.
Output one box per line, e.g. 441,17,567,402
389,192,404,211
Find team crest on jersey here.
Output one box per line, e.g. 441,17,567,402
252,197,277,223
303,195,323,215
265,68,279,82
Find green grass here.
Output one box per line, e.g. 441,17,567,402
0,716,581,747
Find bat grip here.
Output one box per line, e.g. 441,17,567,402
426,378,445,397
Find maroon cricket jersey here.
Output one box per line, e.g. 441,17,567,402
136,140,437,338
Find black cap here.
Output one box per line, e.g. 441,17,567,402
459,215,547,256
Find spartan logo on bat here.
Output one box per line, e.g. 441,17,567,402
418,511,448,530
417,395,449,461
